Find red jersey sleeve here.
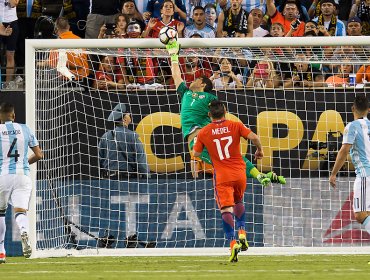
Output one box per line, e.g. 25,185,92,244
193,130,205,154
238,122,252,139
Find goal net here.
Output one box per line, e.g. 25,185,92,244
25,37,370,258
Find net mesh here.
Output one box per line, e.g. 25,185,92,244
33,44,370,254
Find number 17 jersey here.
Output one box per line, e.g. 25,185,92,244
193,119,251,184
0,121,39,176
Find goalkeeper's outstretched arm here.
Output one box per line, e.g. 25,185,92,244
166,41,184,89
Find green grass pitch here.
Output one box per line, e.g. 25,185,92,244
1,255,370,280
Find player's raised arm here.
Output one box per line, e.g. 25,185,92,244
166,41,184,89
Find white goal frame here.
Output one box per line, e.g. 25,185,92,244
25,37,370,258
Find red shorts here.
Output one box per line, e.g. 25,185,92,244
214,177,247,209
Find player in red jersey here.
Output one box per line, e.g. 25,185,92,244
193,100,264,262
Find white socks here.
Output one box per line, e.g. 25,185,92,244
0,217,5,253
15,212,29,234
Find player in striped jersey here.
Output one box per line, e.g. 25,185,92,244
0,103,43,263
330,94,370,236
193,100,263,262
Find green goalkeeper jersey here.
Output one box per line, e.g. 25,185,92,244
177,82,218,139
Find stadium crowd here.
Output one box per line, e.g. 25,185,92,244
0,0,370,90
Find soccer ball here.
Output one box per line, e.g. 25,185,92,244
159,26,178,45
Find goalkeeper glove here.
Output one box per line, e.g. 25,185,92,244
166,40,181,63
266,171,286,184
257,173,271,187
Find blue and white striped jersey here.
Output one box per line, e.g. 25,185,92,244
0,121,39,176
343,117,370,177
312,17,347,36
184,24,216,38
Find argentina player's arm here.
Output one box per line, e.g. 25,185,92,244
28,146,43,165
329,143,351,189
27,126,43,165
330,122,355,188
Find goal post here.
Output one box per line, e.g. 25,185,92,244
25,37,370,258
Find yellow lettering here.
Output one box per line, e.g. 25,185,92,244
136,112,184,173
257,111,304,171
302,110,346,170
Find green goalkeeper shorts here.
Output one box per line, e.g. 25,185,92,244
189,138,256,178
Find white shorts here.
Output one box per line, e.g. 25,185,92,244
353,177,370,212
0,174,32,210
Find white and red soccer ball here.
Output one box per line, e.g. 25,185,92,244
159,26,178,45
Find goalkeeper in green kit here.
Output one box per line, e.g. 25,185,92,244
166,40,286,186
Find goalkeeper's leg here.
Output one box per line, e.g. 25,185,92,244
189,138,285,186
242,156,286,186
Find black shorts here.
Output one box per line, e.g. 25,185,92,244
1,20,19,51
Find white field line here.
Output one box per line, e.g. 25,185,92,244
17,268,365,274
5,257,363,265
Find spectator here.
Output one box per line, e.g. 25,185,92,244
204,3,218,29
185,0,221,25
85,0,120,38
251,7,269,37
266,0,305,37
304,20,318,34
210,58,243,89
143,0,186,23
284,52,325,88
99,103,149,179
142,0,185,38
98,13,129,39
48,17,89,81
325,61,354,87
349,0,370,35
126,19,144,38
217,0,253,37
313,0,346,36
121,0,146,31
356,64,370,83
0,0,19,83
246,60,280,88
304,20,331,36
115,13,129,38
270,22,285,37
94,56,125,90
184,6,216,38
117,20,155,86
179,54,212,88
347,16,363,35
277,0,310,21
